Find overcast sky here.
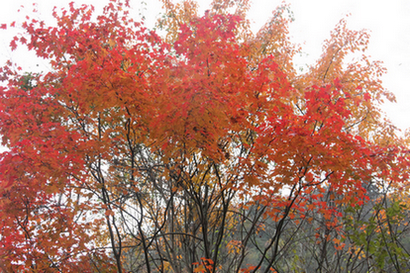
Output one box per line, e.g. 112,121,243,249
1,0,410,132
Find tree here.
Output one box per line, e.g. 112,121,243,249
1,0,409,272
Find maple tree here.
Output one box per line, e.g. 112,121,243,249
1,0,410,272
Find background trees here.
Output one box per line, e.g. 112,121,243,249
1,0,409,272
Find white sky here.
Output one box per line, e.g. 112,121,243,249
1,0,410,132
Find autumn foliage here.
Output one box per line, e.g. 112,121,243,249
1,0,410,272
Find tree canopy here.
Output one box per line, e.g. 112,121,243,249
1,0,410,272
